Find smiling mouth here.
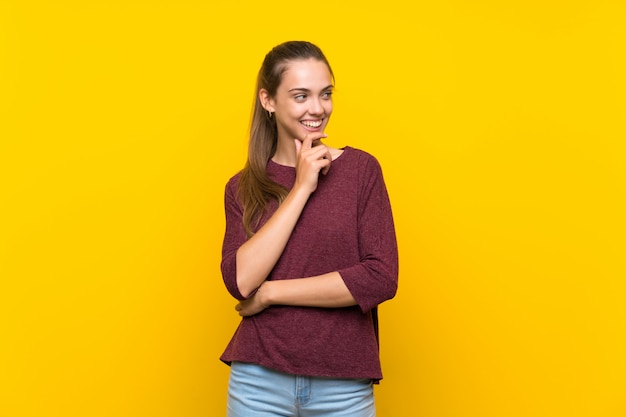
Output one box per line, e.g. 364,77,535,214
300,120,323,128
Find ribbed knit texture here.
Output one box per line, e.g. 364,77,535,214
220,146,398,380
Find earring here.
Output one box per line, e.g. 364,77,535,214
267,110,273,119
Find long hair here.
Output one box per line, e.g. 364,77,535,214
238,41,334,237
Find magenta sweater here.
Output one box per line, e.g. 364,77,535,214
220,146,398,381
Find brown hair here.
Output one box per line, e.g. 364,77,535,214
238,41,334,237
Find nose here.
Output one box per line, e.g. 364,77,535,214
309,98,324,116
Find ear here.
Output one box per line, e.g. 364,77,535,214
259,89,275,113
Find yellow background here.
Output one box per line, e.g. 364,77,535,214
1,1,625,416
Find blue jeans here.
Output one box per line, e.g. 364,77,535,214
227,361,376,417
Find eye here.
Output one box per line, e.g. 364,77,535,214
322,91,333,99
294,94,306,102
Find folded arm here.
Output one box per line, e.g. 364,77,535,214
230,152,398,316
235,272,356,316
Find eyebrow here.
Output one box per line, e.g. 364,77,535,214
287,85,334,93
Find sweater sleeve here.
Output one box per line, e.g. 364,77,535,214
337,153,399,312
220,176,248,300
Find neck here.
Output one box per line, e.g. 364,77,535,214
271,136,298,166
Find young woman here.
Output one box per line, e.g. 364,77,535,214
220,40,398,417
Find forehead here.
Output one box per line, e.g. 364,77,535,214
279,58,333,90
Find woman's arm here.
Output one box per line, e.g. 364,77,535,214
334,153,399,312
234,151,399,316
234,185,309,298
235,272,357,317
234,135,332,298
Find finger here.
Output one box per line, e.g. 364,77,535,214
301,134,313,151
297,132,327,150
310,133,328,147
303,145,331,174
308,144,331,161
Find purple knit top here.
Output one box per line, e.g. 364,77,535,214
220,146,398,381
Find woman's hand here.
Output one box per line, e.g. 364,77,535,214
294,133,332,194
235,282,271,317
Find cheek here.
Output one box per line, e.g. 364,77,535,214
284,104,304,118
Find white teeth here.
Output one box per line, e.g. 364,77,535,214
301,120,322,128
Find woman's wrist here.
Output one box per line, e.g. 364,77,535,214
258,281,275,307
287,183,313,202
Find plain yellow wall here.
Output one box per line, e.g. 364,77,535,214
1,1,625,416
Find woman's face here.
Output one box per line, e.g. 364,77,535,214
266,58,333,143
